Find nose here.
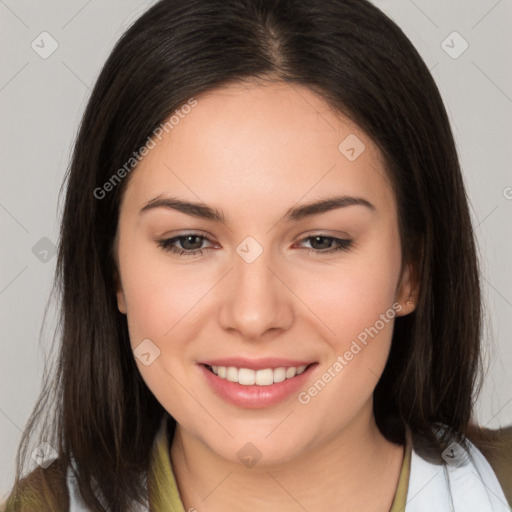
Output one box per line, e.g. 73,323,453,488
218,244,295,341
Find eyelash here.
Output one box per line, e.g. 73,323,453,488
157,233,353,257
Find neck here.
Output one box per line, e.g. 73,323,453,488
170,403,404,512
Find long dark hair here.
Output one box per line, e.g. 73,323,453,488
9,0,483,510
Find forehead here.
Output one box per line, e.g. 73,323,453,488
121,81,395,220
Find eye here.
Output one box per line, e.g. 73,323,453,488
157,233,214,257
296,235,353,255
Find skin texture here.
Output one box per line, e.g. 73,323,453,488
115,81,418,511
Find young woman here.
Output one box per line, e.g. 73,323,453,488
2,0,511,511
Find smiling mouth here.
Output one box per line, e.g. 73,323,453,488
203,363,316,386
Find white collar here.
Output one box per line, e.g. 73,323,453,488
405,431,509,511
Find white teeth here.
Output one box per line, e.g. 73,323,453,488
255,368,274,385
226,366,238,382
273,367,286,383
208,364,309,386
238,368,255,385
286,367,297,379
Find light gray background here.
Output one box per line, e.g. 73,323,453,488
1,0,511,500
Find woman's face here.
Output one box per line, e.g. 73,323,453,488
115,81,415,464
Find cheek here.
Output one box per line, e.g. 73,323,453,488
292,229,402,420
294,255,401,426
117,227,211,346
117,241,208,415
122,266,211,350
294,228,402,350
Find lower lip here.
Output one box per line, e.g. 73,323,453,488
198,363,318,409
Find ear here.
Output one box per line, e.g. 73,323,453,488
114,269,127,315
394,260,419,316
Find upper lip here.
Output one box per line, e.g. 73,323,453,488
199,357,316,371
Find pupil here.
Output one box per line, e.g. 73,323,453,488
313,236,330,250
183,235,202,250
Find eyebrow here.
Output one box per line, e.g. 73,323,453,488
140,194,375,223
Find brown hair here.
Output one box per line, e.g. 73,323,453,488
7,0,485,510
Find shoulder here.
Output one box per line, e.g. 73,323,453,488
1,458,70,511
466,424,512,507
